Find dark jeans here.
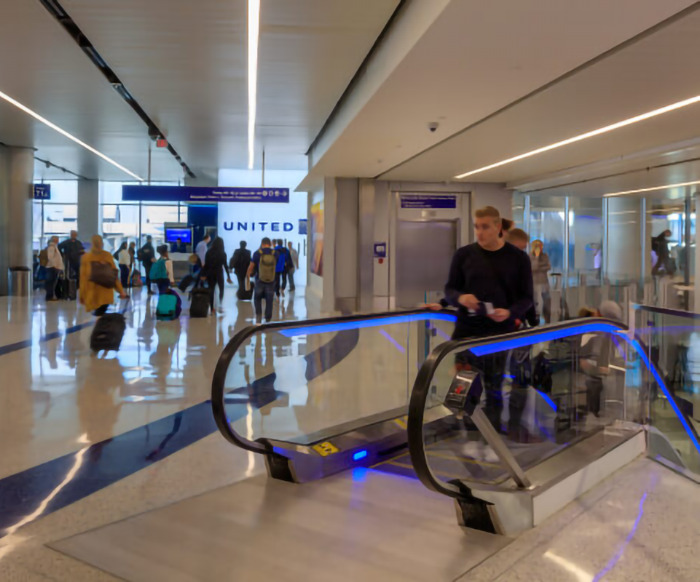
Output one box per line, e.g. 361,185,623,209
235,272,246,289
207,271,225,309
144,263,153,292
287,269,295,291
254,281,275,322
68,261,80,287
93,304,110,316
274,272,284,296
45,267,59,300
119,265,130,289
155,279,171,294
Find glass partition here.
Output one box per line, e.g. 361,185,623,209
635,306,700,478
410,320,644,491
214,311,455,448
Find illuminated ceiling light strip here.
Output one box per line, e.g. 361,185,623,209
0,89,143,181
455,95,700,180
248,0,261,169
604,179,700,197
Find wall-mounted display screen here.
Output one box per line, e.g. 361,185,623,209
165,227,192,244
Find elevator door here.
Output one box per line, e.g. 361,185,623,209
395,220,458,308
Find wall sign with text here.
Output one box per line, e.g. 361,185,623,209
33,184,51,200
122,185,289,203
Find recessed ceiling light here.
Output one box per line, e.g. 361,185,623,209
248,0,261,169
0,89,143,181
454,95,700,180
604,179,700,197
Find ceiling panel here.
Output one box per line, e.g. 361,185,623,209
63,0,399,174
304,0,697,182
0,0,176,181
380,3,700,186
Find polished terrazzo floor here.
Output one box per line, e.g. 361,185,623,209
0,286,698,580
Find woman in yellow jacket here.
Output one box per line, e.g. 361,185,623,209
80,235,128,315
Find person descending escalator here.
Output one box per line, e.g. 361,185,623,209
444,206,534,434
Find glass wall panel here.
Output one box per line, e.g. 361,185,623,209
569,197,603,285
528,194,566,275
141,205,180,248
102,204,140,252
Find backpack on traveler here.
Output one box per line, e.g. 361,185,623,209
257,249,277,283
150,257,168,281
39,248,49,267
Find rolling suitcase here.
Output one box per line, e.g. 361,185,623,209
237,280,254,301
178,274,196,292
190,287,209,318
156,290,182,321
90,299,128,354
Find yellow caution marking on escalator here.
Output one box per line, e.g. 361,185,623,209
393,416,408,430
312,441,339,456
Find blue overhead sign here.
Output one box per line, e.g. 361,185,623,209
122,185,290,203
33,184,51,200
400,194,456,209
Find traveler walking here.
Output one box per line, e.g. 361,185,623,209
445,206,533,431
248,237,277,323
651,229,673,276
58,230,85,287
530,239,551,323
195,234,211,270
286,242,299,291
138,236,156,294
230,240,252,290
507,229,539,327
150,246,175,294
45,236,64,302
274,239,289,297
79,235,128,315
116,242,130,289
202,237,233,312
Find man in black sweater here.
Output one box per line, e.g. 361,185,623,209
445,206,533,431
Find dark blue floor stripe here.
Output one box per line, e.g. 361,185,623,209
0,401,240,537
0,326,362,537
0,320,94,358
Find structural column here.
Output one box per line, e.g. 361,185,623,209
606,196,648,283
0,146,34,295
77,179,99,241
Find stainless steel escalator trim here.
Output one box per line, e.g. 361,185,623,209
211,308,454,456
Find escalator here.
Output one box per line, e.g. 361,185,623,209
211,308,457,482
211,310,700,535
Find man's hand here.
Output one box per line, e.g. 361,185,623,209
488,308,510,322
458,294,480,310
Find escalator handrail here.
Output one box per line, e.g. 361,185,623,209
407,317,630,499
211,307,457,455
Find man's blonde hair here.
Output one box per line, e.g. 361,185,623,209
474,206,501,224
507,228,529,243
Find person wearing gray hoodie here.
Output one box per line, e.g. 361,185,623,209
530,239,551,322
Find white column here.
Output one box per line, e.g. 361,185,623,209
0,147,34,294
606,197,645,283
77,179,99,241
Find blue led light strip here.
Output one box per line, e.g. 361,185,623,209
465,321,700,457
469,323,622,356
278,313,457,338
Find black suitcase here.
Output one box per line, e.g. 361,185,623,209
90,313,126,353
237,281,254,301
66,278,77,300
178,274,196,292
190,287,209,318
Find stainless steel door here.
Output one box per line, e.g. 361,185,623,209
395,220,457,308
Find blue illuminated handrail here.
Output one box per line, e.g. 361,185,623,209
211,308,457,455
407,317,700,499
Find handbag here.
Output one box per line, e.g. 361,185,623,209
90,262,119,289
